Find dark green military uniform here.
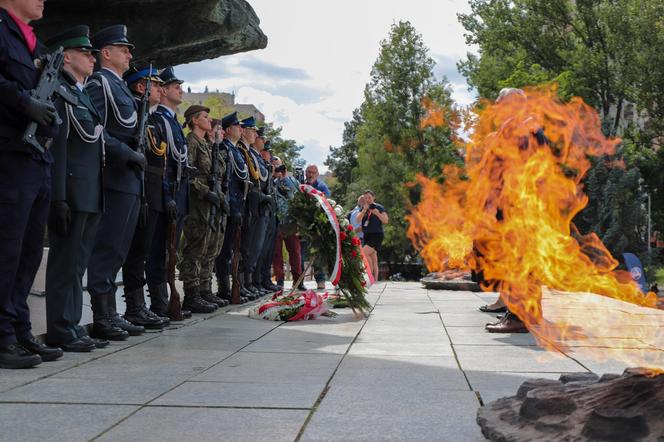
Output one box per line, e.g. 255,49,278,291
179,132,227,292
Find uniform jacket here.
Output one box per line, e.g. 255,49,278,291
133,96,166,212
85,68,140,195
0,8,54,161
186,132,227,218
51,78,103,213
153,104,189,214
224,138,247,217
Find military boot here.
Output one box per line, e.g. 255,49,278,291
235,274,250,304
108,293,145,336
90,294,129,341
200,282,228,307
182,286,217,313
242,272,260,300
217,275,231,302
123,288,164,330
148,284,178,324
262,278,282,293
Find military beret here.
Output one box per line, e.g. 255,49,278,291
184,105,210,124
221,112,240,129
159,66,183,85
124,65,163,86
240,116,257,129
91,25,134,51
45,25,97,53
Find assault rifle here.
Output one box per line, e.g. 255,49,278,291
23,47,75,153
134,64,153,202
208,126,223,231
230,178,252,304
167,220,183,321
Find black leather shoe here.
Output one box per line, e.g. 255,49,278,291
124,307,165,330
19,337,63,362
80,335,109,349
110,314,145,336
181,309,193,319
91,317,130,341
59,338,95,353
262,282,281,292
0,343,42,369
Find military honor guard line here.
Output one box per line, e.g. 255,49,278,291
0,0,303,369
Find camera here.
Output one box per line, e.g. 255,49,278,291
294,167,305,184
369,203,377,210
275,164,286,174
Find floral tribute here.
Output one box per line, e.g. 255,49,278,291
249,184,371,322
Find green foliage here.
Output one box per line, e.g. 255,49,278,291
288,190,370,312
261,122,305,170
327,21,462,265
458,0,664,268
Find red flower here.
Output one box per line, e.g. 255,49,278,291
340,231,347,241
351,250,358,258
351,237,361,246
361,280,366,287
346,225,353,232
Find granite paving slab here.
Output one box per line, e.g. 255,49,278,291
454,344,585,372
446,326,539,346
96,407,308,442
151,380,323,408
0,403,137,442
464,370,565,404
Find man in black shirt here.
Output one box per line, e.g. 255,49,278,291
358,190,388,281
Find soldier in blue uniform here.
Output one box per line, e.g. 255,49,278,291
85,25,146,341
43,26,110,353
119,65,168,330
240,118,272,296
255,135,280,292
0,0,63,369
215,112,250,303
147,66,194,316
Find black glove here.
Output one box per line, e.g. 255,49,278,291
138,202,149,228
24,97,58,126
165,200,178,222
126,150,146,172
220,197,230,215
206,190,221,208
48,201,71,236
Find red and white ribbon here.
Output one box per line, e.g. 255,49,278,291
299,184,342,285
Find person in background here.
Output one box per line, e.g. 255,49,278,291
358,190,388,281
303,164,330,289
349,194,366,243
272,158,303,290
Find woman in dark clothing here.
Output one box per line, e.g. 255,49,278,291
359,190,388,280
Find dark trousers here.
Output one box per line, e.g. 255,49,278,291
122,207,160,292
147,211,185,286
246,207,269,274
273,230,302,283
87,190,140,297
255,214,277,284
216,214,242,278
300,239,326,283
0,153,50,347
45,211,101,343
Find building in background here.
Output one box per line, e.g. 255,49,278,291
182,90,265,123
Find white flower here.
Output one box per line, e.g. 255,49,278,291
328,199,337,206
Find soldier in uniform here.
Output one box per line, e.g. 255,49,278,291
0,0,63,368
43,26,109,353
119,65,167,330
179,105,228,312
238,117,270,298
254,131,280,292
85,25,146,341
215,112,249,303
147,66,192,320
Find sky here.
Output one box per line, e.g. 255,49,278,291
177,0,476,170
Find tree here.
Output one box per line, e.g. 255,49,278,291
325,108,363,206
330,21,460,266
262,122,305,170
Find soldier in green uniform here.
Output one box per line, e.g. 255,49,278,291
178,105,229,312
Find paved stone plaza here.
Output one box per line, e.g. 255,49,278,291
1,282,661,441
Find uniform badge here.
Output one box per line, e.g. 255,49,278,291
34,58,43,69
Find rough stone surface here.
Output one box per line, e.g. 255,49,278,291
477,368,664,442
35,0,267,66
421,276,481,292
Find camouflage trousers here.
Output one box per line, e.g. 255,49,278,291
178,202,226,290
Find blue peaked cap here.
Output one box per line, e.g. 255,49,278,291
240,116,257,129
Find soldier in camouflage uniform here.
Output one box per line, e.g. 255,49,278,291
178,105,229,313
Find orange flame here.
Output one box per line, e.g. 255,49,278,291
407,86,663,369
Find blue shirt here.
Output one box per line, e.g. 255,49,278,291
349,206,364,240
310,179,330,197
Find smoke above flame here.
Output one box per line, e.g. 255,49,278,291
407,86,662,368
